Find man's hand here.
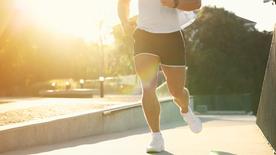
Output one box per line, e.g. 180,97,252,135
121,21,136,36
161,0,201,11
160,0,175,8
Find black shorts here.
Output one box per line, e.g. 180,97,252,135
133,28,186,66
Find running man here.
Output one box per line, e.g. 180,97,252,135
118,0,202,153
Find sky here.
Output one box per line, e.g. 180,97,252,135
14,0,276,43
202,0,276,31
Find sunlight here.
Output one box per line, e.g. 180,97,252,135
15,0,118,44
14,0,275,42
0,1,12,36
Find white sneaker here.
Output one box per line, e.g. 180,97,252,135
146,132,165,153
181,107,202,133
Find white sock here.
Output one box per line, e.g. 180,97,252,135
151,132,162,137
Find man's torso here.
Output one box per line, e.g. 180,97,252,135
137,0,180,33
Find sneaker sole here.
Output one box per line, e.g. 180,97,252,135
146,146,164,153
146,148,163,153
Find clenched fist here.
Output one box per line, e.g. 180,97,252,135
160,0,177,8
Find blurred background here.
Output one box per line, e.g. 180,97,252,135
0,0,275,115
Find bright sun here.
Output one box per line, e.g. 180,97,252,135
15,0,118,44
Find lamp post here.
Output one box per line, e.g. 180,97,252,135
99,76,105,98
51,82,56,90
79,79,85,88
98,20,105,98
65,81,71,90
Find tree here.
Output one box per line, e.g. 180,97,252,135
183,7,272,113
110,16,137,76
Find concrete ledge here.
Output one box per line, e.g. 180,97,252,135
0,97,182,153
39,89,98,98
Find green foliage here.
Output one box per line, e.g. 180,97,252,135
110,20,136,76
0,24,101,95
0,11,136,96
184,7,272,96
183,7,272,114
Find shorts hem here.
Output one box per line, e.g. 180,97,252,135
161,64,188,68
134,53,160,58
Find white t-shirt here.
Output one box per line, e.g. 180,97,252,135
137,0,196,33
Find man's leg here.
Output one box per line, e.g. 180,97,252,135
161,65,189,113
161,65,202,133
134,54,161,132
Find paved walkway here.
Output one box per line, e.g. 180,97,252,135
1,115,273,155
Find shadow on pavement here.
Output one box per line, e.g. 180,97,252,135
210,150,237,155
147,150,174,155
7,121,187,155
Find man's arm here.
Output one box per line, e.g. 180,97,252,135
161,0,201,11
118,0,131,34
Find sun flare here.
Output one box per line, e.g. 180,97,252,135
15,0,119,44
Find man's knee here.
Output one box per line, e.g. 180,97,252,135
140,77,157,93
142,85,157,96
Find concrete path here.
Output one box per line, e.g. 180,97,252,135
1,115,273,155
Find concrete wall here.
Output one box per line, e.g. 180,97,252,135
0,111,104,153
0,98,182,153
257,25,276,151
